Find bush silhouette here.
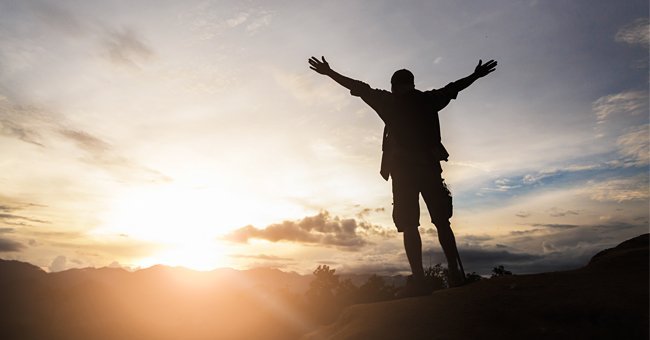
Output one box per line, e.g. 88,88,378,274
491,265,513,278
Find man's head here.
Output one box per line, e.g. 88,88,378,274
391,69,415,94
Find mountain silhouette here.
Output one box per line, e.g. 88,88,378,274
302,234,649,340
1,234,647,339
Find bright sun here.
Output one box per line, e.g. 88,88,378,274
93,181,305,270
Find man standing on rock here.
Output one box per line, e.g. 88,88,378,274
308,56,497,297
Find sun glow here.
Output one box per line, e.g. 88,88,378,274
93,181,307,269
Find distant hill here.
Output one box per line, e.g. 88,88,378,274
0,262,318,340
1,234,647,339
302,234,649,340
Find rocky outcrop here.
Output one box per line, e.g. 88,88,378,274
302,234,649,340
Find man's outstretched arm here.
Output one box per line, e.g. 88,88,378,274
308,56,361,90
450,59,498,92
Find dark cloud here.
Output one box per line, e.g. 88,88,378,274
0,227,14,233
223,211,387,250
530,223,579,229
509,229,543,236
102,28,154,68
460,234,494,243
0,199,50,226
0,238,25,252
515,211,531,218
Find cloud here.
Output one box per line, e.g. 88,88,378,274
0,92,171,183
592,90,647,124
585,174,649,202
547,207,579,217
245,12,273,32
179,3,274,40
515,211,531,218
29,1,84,37
530,223,579,229
102,28,153,68
616,124,649,166
49,255,67,272
0,238,25,252
355,207,385,218
0,199,50,226
59,129,110,152
230,254,294,261
422,246,542,275
223,211,388,250
0,96,49,146
58,128,170,182
615,18,649,46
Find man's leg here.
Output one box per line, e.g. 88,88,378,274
403,227,425,280
433,219,465,286
422,168,465,287
392,166,429,297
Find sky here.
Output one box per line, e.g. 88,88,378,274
0,0,648,275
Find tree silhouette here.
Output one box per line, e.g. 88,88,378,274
358,275,397,303
306,265,339,301
464,271,483,283
491,265,513,278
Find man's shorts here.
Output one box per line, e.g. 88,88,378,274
391,162,453,232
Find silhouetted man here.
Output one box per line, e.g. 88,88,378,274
308,56,496,297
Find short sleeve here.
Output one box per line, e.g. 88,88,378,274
349,80,373,97
426,81,460,111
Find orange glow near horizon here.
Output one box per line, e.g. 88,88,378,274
91,181,309,270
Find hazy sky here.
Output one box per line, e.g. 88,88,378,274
1,0,648,275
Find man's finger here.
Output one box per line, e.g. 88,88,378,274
309,66,317,71
477,59,482,67
322,56,327,63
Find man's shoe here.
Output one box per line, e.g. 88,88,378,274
447,267,466,288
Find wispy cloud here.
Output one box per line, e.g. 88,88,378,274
585,174,649,202
530,223,579,229
615,18,649,46
0,94,170,183
547,207,579,217
58,128,171,183
616,124,649,166
592,90,647,124
515,211,531,218
101,28,154,68
0,198,50,226
0,96,49,146
179,3,274,40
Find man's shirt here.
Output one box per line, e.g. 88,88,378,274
349,81,460,180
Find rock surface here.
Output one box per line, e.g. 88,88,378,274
302,234,649,340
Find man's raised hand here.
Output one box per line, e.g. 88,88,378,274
474,59,497,78
309,56,331,75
